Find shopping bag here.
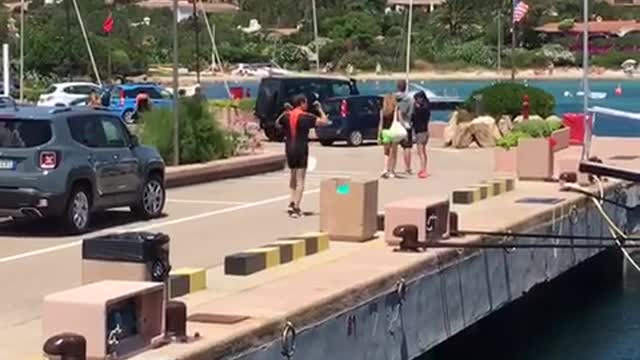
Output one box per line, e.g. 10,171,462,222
387,109,407,143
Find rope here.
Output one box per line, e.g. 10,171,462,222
564,183,640,273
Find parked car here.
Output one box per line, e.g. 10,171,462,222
105,83,173,124
315,95,382,147
0,106,166,233
37,82,101,107
255,75,359,141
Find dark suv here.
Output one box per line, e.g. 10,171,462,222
0,106,166,233
315,95,382,147
255,75,359,141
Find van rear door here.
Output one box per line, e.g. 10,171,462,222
255,78,281,125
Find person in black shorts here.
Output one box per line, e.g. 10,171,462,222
412,91,431,178
278,94,329,218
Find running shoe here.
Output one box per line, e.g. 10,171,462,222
381,171,390,179
418,170,428,179
289,207,302,219
405,169,413,175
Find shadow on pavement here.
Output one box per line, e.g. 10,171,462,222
0,211,168,238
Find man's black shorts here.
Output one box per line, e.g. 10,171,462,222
286,150,308,169
400,129,414,149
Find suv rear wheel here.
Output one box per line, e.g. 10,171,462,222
348,130,364,147
132,174,165,219
64,186,91,234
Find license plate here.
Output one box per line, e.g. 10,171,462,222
0,159,14,170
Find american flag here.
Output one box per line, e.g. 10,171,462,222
513,0,529,23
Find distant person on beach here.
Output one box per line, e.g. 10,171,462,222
412,91,431,178
278,94,329,218
378,94,398,178
395,80,414,174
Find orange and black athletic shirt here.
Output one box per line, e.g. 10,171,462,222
279,108,317,157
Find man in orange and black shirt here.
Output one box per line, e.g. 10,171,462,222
278,94,329,218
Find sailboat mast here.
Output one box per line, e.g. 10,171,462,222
405,0,413,87
71,0,101,85
312,0,320,72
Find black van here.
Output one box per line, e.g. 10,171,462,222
254,75,359,141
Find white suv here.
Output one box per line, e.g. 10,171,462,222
37,82,101,106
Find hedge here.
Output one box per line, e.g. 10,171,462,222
464,83,556,119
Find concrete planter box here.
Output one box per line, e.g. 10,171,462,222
494,147,518,174
550,127,570,152
517,137,554,180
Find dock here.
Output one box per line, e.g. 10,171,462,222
2,137,639,360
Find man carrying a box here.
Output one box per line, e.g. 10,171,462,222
278,94,329,218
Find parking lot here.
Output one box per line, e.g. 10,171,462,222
0,141,495,358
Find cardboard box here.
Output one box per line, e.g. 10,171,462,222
320,178,378,242
43,281,165,360
384,197,450,246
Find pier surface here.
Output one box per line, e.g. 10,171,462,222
1,138,639,359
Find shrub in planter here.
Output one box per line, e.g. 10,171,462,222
140,97,235,165
464,83,555,119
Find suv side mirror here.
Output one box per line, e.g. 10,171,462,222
130,134,140,148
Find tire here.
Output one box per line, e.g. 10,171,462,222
132,175,166,219
63,186,92,234
264,127,284,142
123,110,135,125
320,139,334,146
347,130,364,147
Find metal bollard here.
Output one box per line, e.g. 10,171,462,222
43,333,86,360
165,300,187,341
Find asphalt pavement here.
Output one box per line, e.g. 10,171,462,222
0,140,495,359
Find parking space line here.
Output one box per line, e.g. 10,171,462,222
167,199,248,205
0,188,321,264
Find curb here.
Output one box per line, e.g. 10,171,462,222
169,267,207,298
452,176,516,205
224,232,330,276
165,152,286,188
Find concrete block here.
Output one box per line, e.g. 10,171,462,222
224,252,267,276
496,176,516,191
245,247,281,268
485,179,506,195
470,184,490,200
304,232,330,252
169,273,189,298
452,188,481,204
265,240,306,264
170,267,207,293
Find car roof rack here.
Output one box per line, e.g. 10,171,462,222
49,106,72,114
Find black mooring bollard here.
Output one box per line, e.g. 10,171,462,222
43,333,86,360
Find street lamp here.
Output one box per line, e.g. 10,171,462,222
188,0,200,84
172,0,179,166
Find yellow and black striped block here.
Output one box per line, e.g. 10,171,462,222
497,176,516,192
471,183,490,200
169,267,207,298
452,187,482,204
225,232,330,276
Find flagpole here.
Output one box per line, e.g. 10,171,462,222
172,0,180,166
511,0,516,81
19,0,24,101
107,15,112,82
581,0,591,161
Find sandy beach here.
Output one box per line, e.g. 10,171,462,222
145,67,638,87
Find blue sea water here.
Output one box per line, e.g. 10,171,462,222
203,79,640,137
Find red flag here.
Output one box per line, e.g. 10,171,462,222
103,14,114,34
